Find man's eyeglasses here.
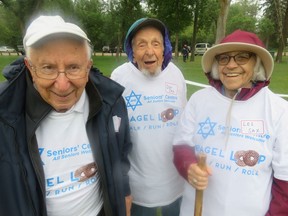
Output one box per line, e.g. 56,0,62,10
215,52,255,66
28,62,88,80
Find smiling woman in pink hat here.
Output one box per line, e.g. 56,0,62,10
173,30,288,216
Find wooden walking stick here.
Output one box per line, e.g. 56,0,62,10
194,153,207,216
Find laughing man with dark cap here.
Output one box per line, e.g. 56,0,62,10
0,15,132,216
111,18,187,216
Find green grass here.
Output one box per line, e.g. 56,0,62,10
0,54,287,216
1,54,287,98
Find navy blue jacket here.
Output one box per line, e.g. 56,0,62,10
0,57,131,216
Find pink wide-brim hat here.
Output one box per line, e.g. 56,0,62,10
202,29,274,80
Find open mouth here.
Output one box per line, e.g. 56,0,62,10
144,60,156,65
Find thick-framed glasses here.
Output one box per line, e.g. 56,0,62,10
28,61,88,80
215,52,255,66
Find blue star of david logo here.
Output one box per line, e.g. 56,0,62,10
197,117,216,139
39,148,45,165
125,91,142,111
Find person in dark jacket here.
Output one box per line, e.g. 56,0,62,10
182,44,189,62
0,15,132,216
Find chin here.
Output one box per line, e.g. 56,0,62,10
52,103,73,113
142,67,162,77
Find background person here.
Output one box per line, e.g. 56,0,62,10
182,44,189,62
111,18,187,216
173,29,288,216
0,15,132,216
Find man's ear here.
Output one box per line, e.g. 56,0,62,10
23,57,35,80
88,59,93,70
24,57,31,69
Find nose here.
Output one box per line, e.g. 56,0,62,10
54,72,71,91
145,44,154,56
226,57,238,68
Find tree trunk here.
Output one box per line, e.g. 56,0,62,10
215,0,231,44
190,0,199,62
275,0,288,63
274,0,283,62
115,23,122,61
283,0,288,57
175,33,179,61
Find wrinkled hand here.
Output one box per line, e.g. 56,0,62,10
187,163,212,190
125,195,132,216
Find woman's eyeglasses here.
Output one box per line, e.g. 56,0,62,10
215,52,255,66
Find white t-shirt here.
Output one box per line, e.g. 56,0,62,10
36,91,103,216
173,86,288,216
111,62,187,207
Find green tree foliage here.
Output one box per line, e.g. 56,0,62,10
0,0,45,33
147,0,192,34
190,0,218,61
178,0,218,56
263,0,288,62
0,0,286,62
257,17,275,48
0,6,20,47
147,0,193,57
0,0,76,48
42,0,75,17
0,0,46,48
109,0,145,54
196,0,218,43
226,0,258,34
74,0,106,51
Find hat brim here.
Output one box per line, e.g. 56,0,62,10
201,42,274,80
129,18,165,40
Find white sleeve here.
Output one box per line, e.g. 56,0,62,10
272,101,288,181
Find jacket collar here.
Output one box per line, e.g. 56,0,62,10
26,67,124,128
0,58,27,123
25,72,52,125
1,57,124,126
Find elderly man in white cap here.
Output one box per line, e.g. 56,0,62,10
173,30,288,216
111,18,187,216
0,15,132,216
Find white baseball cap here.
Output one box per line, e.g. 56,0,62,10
23,15,90,49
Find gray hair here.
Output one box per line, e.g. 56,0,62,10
210,55,266,82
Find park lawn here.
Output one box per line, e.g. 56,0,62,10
0,54,287,98
0,55,287,216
